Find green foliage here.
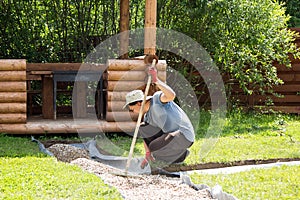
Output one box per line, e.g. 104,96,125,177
199,0,300,94
0,157,122,199
280,0,300,27
1,0,300,105
191,165,300,200
0,0,120,62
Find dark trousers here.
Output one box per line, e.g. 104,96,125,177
138,123,193,164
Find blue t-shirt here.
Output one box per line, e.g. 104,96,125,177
144,91,195,142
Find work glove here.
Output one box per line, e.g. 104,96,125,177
140,151,155,169
147,66,158,83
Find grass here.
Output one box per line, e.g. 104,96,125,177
0,135,46,157
102,110,300,165
191,165,300,200
187,111,300,164
0,135,122,200
0,110,299,199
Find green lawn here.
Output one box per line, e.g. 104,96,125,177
0,111,299,199
191,164,300,200
0,135,122,200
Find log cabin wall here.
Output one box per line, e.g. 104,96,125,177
0,59,27,124
106,59,167,122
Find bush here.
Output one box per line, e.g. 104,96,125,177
199,0,300,94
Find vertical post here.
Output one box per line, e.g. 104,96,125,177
42,75,54,119
144,0,157,55
120,0,130,59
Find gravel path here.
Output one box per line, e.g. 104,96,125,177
47,143,237,200
71,158,213,200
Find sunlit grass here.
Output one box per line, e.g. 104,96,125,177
0,157,122,200
191,165,300,200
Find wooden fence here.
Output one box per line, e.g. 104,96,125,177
229,28,300,113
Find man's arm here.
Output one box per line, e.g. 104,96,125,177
154,79,176,103
148,66,176,103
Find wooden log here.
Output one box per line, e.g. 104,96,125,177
107,80,146,91
0,113,26,123
26,63,106,72
108,91,128,101
107,101,126,111
0,92,26,103
0,81,26,92
0,121,136,134
107,70,166,81
107,59,167,71
106,111,138,122
0,59,26,71
144,0,157,55
0,103,26,113
0,71,26,81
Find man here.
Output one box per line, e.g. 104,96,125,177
123,59,195,169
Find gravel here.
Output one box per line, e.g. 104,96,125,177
47,143,237,200
71,158,214,200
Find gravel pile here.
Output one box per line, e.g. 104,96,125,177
47,143,89,163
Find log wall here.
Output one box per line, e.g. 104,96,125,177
106,59,167,122
0,59,27,124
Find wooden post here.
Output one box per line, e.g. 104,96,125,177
42,76,54,119
73,82,87,118
120,0,130,59
144,0,157,55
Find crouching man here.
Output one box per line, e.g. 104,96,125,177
123,62,195,169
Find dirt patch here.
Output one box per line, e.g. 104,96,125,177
163,158,300,173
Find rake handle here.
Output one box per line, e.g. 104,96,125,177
125,59,156,174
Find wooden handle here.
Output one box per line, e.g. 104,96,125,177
125,59,156,174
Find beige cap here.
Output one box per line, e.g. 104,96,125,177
123,90,152,109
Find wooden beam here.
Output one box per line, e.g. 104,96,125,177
0,82,26,92
0,121,137,134
120,0,130,59
0,59,26,71
107,59,166,71
42,76,54,119
144,0,157,55
0,103,26,113
0,114,26,123
107,70,166,81
0,92,26,103
106,111,138,122
0,71,26,81
26,63,106,71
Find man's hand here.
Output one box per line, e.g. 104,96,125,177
147,66,158,83
140,151,155,169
